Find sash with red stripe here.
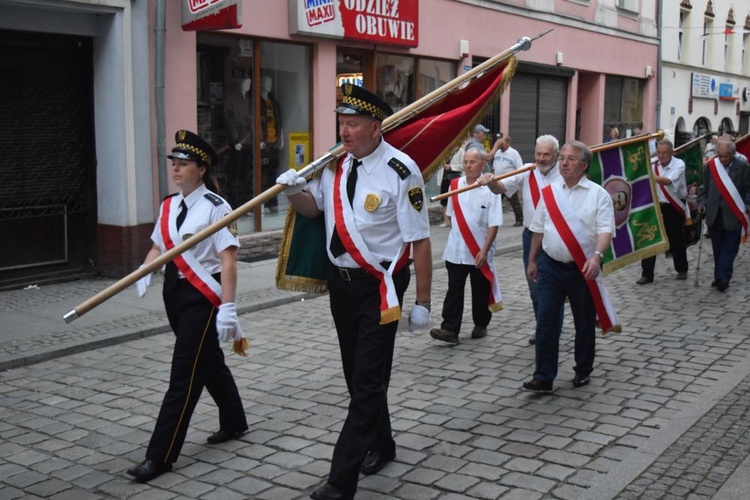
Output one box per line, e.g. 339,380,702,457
160,196,222,308
527,169,541,208
332,159,410,324
708,157,749,243
541,184,621,334
449,177,503,312
653,160,691,224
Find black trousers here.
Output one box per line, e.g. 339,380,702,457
440,261,492,335
146,277,247,465
326,264,410,496
641,202,688,278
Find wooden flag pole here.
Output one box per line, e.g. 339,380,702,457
430,164,536,202
63,32,552,323
433,131,666,202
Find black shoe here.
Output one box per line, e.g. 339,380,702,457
310,482,352,500
717,280,729,292
528,335,536,345
572,374,590,388
522,379,553,393
206,427,248,444
636,276,653,285
127,459,172,482
471,326,487,339
676,272,688,280
430,328,459,344
360,449,396,475
711,280,719,288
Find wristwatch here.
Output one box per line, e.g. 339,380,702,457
415,300,431,312
594,250,605,259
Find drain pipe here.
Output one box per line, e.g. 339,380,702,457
655,0,662,130
155,0,167,198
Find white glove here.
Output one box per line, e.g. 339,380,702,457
408,304,431,333
276,168,306,195
234,143,243,151
134,266,152,298
216,302,239,342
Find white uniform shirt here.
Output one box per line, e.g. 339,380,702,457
151,184,239,276
307,138,430,268
529,177,615,263
502,163,562,229
492,146,523,175
655,156,687,203
443,179,504,265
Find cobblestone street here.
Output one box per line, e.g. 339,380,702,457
1,239,749,499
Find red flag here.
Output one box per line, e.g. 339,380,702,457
736,134,750,160
276,57,518,292
385,58,516,180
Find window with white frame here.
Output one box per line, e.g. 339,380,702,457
678,11,689,62
702,18,712,66
616,0,637,12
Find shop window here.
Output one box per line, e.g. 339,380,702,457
375,53,414,112
604,76,643,140
197,35,310,234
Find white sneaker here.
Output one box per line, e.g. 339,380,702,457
438,222,449,228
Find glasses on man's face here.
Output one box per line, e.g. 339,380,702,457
560,156,581,164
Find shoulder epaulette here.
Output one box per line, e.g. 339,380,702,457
204,192,223,206
162,192,178,201
388,158,411,180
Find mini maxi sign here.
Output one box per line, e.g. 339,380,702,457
182,0,242,31
289,0,419,48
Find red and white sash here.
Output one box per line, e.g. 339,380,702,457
653,160,691,224
708,157,749,243
525,168,543,209
332,159,410,324
161,196,223,307
450,178,503,312
541,184,621,334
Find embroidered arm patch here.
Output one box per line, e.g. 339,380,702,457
408,187,424,211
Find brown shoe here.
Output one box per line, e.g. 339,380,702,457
471,326,487,339
430,328,459,344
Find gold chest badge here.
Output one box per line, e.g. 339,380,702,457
364,193,381,212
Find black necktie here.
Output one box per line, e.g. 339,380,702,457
176,200,187,230
330,160,361,258
165,200,188,289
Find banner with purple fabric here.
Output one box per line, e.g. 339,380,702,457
588,137,669,275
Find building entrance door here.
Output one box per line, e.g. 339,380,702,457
0,30,97,289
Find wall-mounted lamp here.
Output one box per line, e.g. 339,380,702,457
645,65,654,78
459,40,469,59
555,52,563,66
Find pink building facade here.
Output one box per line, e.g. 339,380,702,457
0,0,657,286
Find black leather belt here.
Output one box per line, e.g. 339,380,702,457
334,262,393,282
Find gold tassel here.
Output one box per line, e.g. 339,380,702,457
379,306,402,325
488,302,504,313
232,338,249,356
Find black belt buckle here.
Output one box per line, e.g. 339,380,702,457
338,267,354,281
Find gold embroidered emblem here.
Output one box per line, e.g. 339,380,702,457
178,129,187,141
344,83,353,96
228,221,238,236
364,193,381,212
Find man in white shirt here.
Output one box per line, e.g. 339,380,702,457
523,140,615,392
479,135,564,345
637,139,689,284
430,149,504,344
492,135,524,226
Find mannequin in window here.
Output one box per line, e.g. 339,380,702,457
260,75,282,213
223,77,253,209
